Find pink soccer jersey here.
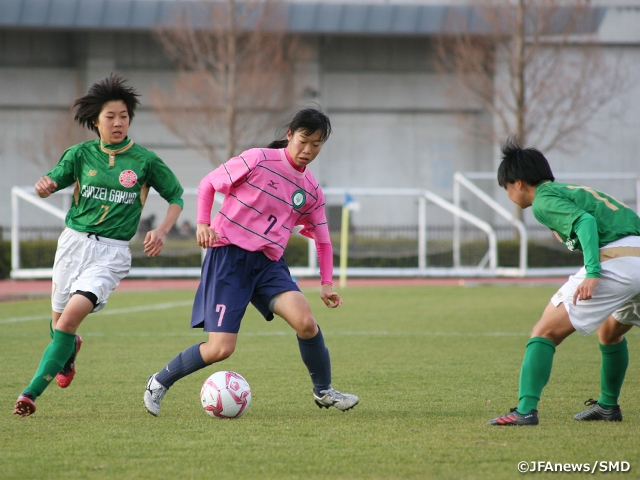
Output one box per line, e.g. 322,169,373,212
198,147,331,264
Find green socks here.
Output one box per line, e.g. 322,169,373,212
598,337,628,408
515,335,628,413
517,337,556,414
23,329,76,399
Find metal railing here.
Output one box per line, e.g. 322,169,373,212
10,185,497,279
454,172,640,277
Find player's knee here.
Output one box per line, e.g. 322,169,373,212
295,316,318,339
531,311,574,345
200,342,235,364
598,319,630,345
530,326,569,346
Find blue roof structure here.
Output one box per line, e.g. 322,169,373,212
0,0,606,35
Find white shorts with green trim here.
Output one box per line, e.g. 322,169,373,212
551,236,640,336
51,228,131,314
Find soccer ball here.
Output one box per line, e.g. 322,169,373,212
200,371,252,419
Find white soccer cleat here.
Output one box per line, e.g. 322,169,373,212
144,373,167,417
313,387,359,411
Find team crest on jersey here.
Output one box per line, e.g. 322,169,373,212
292,189,306,209
119,170,138,188
87,170,98,177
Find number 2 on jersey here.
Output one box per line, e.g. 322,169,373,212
264,215,277,235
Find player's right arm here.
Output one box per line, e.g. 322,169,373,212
208,150,256,193
195,150,261,248
34,176,58,198
196,222,218,248
572,213,600,304
534,188,602,304
196,173,219,248
37,147,80,197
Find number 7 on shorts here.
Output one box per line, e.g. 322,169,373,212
216,304,226,327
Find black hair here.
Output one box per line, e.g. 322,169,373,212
73,73,141,136
266,139,289,149
270,107,332,147
497,136,555,188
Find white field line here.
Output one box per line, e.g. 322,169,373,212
79,329,638,338
0,305,532,336
70,330,536,338
3,302,636,337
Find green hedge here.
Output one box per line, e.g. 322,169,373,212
0,236,583,279
0,240,10,279
283,235,583,269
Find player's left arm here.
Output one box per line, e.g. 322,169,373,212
144,156,185,257
143,203,183,257
321,282,342,308
316,240,342,308
300,214,341,308
572,212,600,305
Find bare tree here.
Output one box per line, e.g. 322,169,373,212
19,75,90,171
151,0,308,166
20,110,90,171
435,0,633,153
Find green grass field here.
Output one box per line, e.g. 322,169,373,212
2,284,639,479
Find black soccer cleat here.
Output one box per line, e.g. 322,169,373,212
487,408,539,426
574,399,622,422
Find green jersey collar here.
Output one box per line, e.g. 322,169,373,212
100,137,131,150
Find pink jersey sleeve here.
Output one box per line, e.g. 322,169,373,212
301,222,333,285
197,173,216,224
197,150,259,225
298,186,329,241
297,186,332,284
209,152,257,194
315,239,334,285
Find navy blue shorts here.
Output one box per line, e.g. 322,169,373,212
191,244,300,333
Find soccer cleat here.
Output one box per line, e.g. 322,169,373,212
56,334,83,388
14,393,36,417
313,387,359,411
574,399,622,422
487,408,539,426
144,374,168,417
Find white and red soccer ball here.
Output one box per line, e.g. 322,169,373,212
200,371,252,419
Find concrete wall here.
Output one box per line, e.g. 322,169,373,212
315,36,494,226
1,30,492,230
2,11,640,233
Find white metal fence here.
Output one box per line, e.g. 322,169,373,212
10,185,497,279
454,172,640,277
11,173,638,280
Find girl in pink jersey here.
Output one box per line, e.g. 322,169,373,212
144,108,359,415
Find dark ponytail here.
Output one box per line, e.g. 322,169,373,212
269,108,332,147
266,139,289,148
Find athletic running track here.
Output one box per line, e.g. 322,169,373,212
0,277,566,302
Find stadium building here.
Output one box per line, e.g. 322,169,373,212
1,0,639,276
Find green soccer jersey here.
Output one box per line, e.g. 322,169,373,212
46,138,184,241
532,181,640,252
